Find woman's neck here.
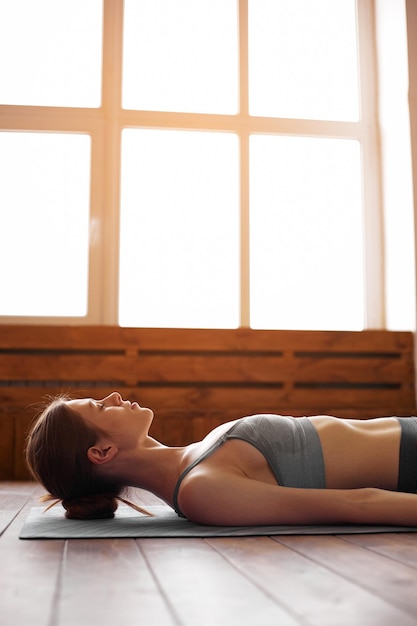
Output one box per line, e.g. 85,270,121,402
116,440,192,507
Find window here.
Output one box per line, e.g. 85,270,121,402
122,0,238,114
0,0,103,107
119,129,240,328
0,132,91,316
250,136,363,330
248,0,359,121
0,0,414,330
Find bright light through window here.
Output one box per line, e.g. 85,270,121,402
0,0,103,107
0,132,91,316
119,129,239,328
249,0,359,121
0,1,412,333
122,0,238,114
250,136,364,330
376,0,416,331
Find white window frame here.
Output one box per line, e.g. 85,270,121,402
0,0,389,328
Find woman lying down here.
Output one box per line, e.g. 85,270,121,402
26,392,417,526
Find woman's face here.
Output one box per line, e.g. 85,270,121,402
66,392,154,449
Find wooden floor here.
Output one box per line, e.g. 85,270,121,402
3,483,417,626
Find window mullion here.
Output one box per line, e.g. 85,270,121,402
100,0,124,324
239,0,250,327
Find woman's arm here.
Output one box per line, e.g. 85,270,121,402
178,470,417,526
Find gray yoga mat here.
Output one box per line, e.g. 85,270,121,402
19,505,417,539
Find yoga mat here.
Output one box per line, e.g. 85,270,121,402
20,505,417,539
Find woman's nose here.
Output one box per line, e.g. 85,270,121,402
102,391,122,406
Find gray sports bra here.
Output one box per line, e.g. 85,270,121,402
173,414,326,518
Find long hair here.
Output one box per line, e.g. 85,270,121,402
26,397,123,519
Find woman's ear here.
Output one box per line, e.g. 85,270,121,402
87,443,118,465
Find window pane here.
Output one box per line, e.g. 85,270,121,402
250,136,363,330
0,0,103,107
119,129,239,328
0,132,90,316
376,0,416,330
122,0,238,114
249,0,359,121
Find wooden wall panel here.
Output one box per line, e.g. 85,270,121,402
0,325,415,479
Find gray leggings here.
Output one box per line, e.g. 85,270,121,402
397,417,417,492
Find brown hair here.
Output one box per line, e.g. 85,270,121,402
26,397,148,519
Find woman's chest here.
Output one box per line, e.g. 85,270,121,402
199,438,279,486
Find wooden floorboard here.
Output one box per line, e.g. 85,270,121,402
0,481,37,535
0,484,64,626
55,540,174,626
208,536,417,626
2,482,417,626
137,538,295,626
277,535,417,621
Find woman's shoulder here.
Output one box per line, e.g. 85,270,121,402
174,463,247,524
